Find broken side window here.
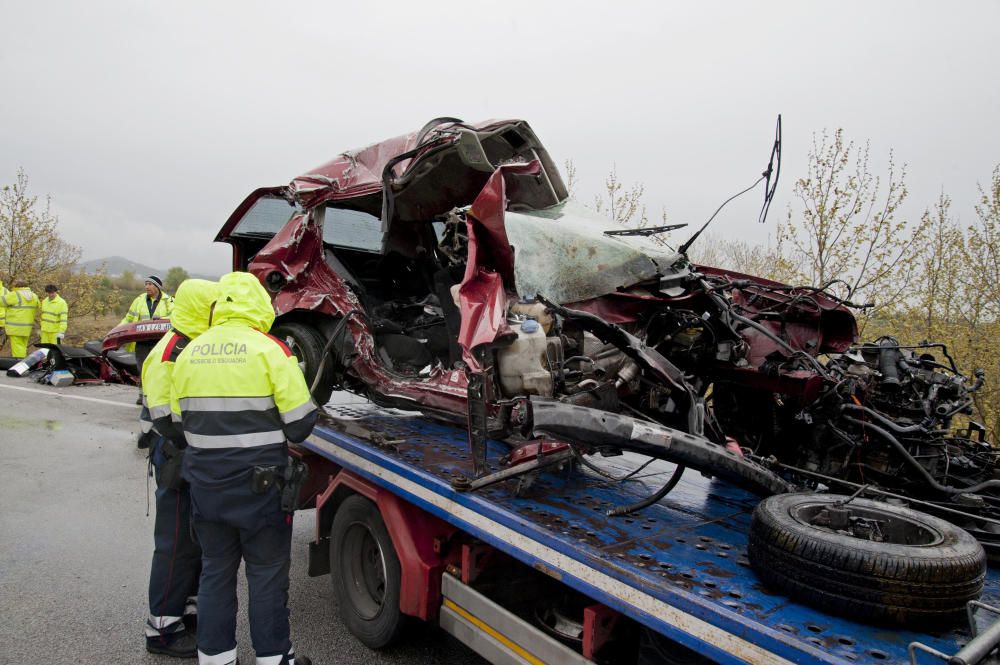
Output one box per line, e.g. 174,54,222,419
230,196,300,237
322,206,383,253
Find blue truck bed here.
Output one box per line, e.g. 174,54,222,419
302,399,1000,665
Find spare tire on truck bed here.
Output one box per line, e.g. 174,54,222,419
748,493,987,627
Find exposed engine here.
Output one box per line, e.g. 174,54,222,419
323,203,997,552
805,338,994,494
488,282,998,549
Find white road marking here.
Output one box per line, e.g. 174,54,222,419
0,383,140,409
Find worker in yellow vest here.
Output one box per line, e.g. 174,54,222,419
40,284,69,345
0,279,7,347
119,275,173,358
2,279,40,358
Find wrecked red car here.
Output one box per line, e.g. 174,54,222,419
224,120,997,549
125,119,997,561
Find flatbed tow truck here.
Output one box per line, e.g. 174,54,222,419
290,396,1000,665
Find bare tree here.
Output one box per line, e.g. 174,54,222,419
563,159,578,198
593,164,647,227
0,169,119,325
778,129,928,329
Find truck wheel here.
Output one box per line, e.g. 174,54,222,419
271,322,334,406
748,493,986,626
330,494,405,649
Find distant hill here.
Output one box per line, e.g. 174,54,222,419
79,256,161,278
79,256,218,280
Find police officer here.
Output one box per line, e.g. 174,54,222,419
141,279,219,658
171,272,317,665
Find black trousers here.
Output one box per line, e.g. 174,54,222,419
147,464,201,634
192,498,294,661
135,341,156,379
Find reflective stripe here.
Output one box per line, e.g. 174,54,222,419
181,408,283,440
4,322,32,327
144,615,184,636
180,396,276,412
255,655,284,665
171,412,181,423
198,648,238,665
9,305,35,310
281,400,316,424
185,430,285,449
149,404,172,420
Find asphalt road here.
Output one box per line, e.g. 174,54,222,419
0,373,482,665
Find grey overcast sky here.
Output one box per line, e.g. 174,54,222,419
1,1,997,275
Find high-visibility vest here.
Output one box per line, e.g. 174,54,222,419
171,273,316,489
2,288,39,336
40,295,69,335
120,292,173,325
140,279,219,439
0,280,6,329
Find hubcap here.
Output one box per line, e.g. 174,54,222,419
791,501,944,546
281,335,308,374
342,522,387,619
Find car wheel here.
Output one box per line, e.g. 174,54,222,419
329,494,406,649
748,493,986,626
270,322,334,406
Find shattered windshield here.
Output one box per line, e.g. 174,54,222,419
503,200,685,304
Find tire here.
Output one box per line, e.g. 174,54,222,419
329,495,406,649
748,493,986,626
270,322,334,406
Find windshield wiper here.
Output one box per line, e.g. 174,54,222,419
678,114,782,256
603,223,688,237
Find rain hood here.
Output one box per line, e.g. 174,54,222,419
212,272,276,332
170,279,219,339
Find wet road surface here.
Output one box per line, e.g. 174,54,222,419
0,374,483,664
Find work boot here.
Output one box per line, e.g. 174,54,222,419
182,595,197,632
292,657,312,665
182,612,197,633
145,630,197,658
